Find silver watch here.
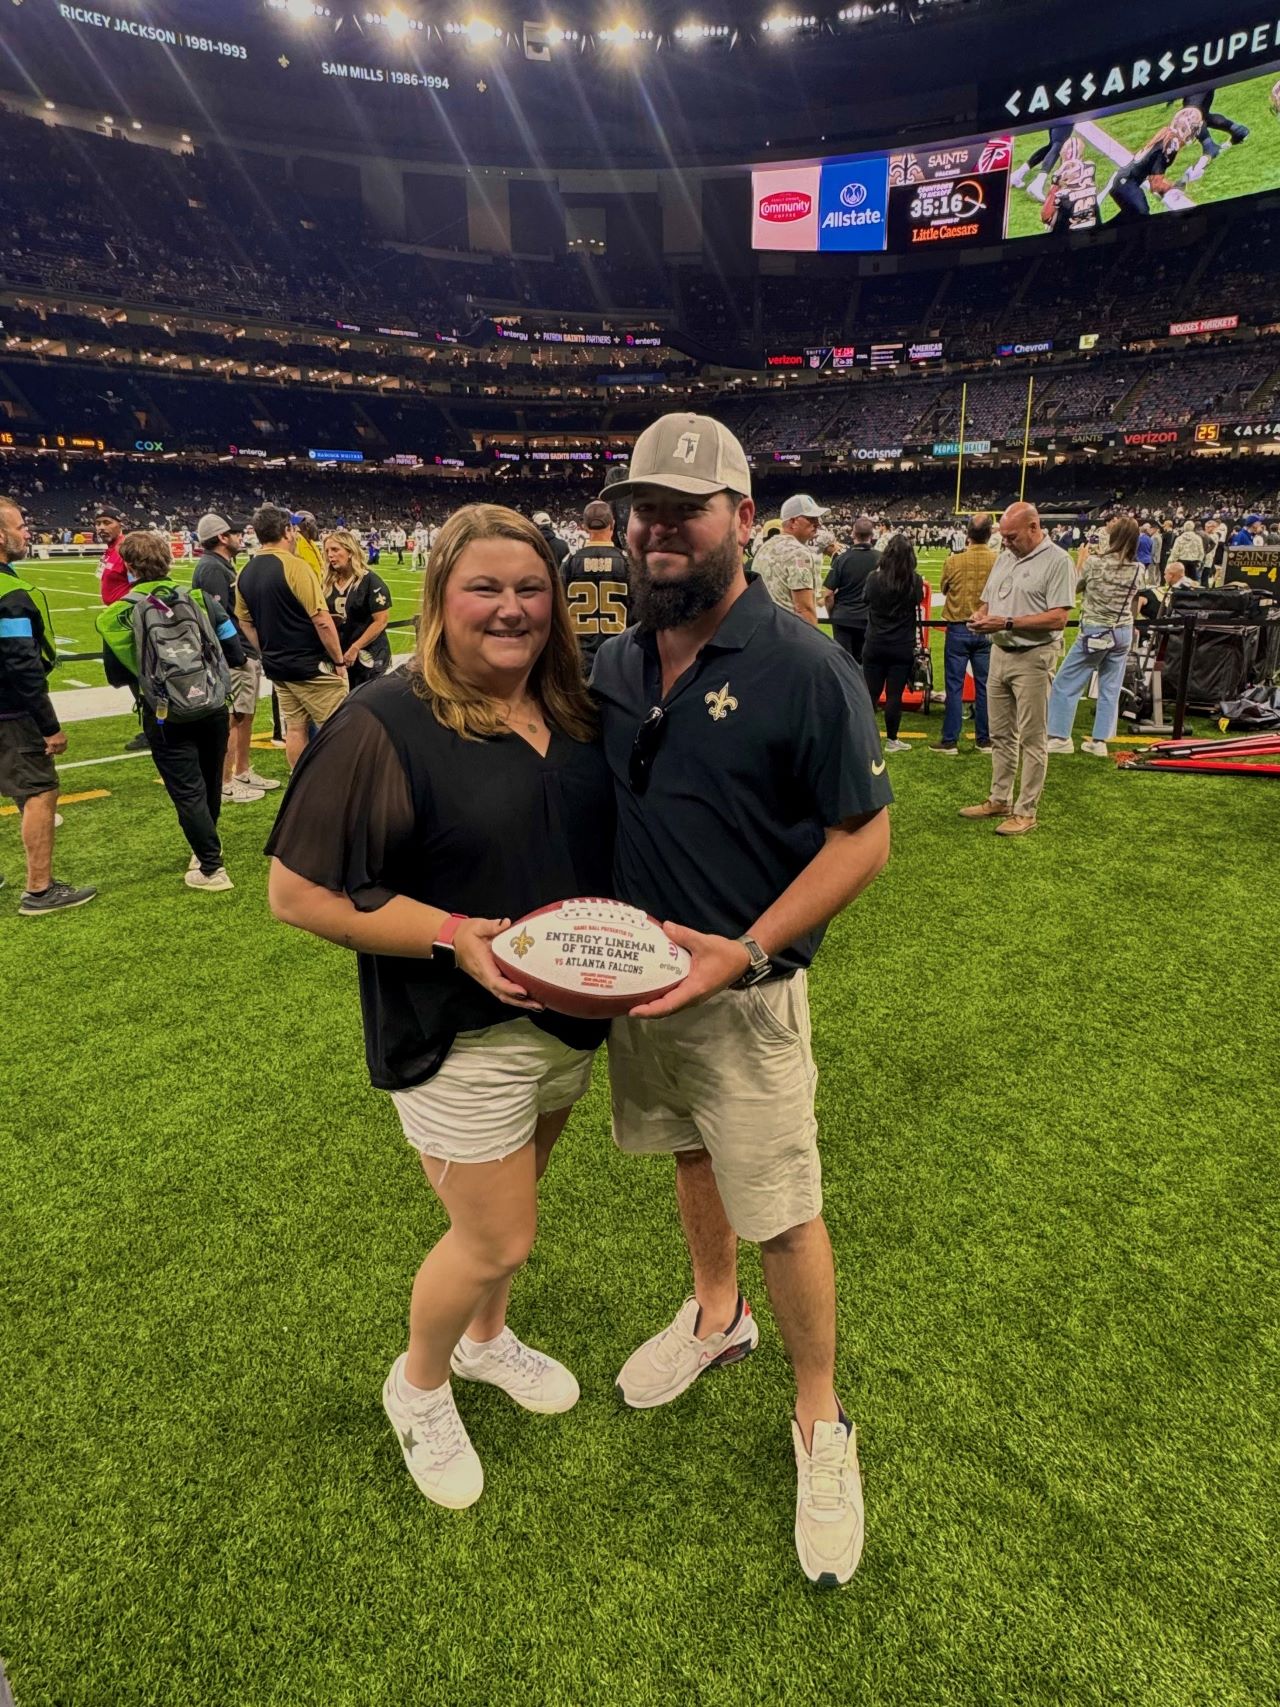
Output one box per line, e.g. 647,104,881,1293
732,935,772,988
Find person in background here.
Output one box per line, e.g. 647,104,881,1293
290,511,326,582
560,500,631,672
97,504,150,751
1047,515,1143,759
961,502,1074,836
861,535,924,755
323,528,393,690
235,504,347,769
753,494,830,627
191,512,277,803
822,514,878,662
930,511,998,756
390,524,408,565
267,504,612,1512
1135,526,1155,572
0,495,96,914
1169,520,1206,583
532,511,570,570
112,530,245,891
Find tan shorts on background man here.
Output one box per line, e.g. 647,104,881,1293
608,973,820,1243
274,673,347,731
227,657,263,718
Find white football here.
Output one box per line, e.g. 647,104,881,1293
491,898,692,1019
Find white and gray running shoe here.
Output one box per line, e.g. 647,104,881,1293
616,1295,759,1409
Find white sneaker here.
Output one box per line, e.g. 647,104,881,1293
883,739,911,753
793,1415,864,1587
1010,163,1029,188
1046,737,1075,755
188,854,200,872
617,1295,759,1409
451,1326,579,1413
222,780,264,804
53,812,63,828
382,1355,483,1510
1081,739,1110,757
236,768,280,792
185,866,233,891
1027,173,1047,200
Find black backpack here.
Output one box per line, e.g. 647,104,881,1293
131,585,230,722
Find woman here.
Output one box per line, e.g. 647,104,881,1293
267,504,613,1512
861,533,924,754
322,527,393,689
1047,514,1143,758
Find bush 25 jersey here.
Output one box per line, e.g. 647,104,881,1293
561,544,631,658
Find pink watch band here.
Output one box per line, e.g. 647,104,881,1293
434,912,467,953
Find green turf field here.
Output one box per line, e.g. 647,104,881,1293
26,557,422,694
1005,66,1280,240
2,644,1277,1705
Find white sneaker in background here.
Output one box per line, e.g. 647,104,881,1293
184,866,234,891
1047,737,1075,755
451,1327,579,1414
1081,739,1110,757
382,1355,483,1509
616,1295,759,1409
236,768,280,792
221,780,264,804
793,1415,864,1587
883,739,911,753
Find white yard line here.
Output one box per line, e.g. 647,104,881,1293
1075,120,1195,211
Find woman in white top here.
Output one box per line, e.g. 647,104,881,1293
1047,515,1144,758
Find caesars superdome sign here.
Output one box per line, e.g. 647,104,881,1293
997,18,1280,117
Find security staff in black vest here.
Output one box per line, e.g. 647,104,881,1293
591,412,893,1588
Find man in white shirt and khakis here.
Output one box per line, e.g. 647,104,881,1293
960,503,1074,837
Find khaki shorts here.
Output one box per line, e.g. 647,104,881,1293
227,657,263,718
608,973,820,1243
274,673,347,731
0,714,58,806
391,1018,596,1166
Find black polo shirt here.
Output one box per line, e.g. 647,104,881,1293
590,576,892,975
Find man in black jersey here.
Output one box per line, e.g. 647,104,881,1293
561,500,630,670
1042,157,1099,233
1107,107,1201,220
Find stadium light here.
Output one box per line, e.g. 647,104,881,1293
599,21,655,44
445,18,502,41
43,101,56,111
673,22,730,39
762,14,818,32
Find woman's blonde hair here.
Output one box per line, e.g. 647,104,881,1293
413,503,595,743
321,528,367,598
118,530,172,581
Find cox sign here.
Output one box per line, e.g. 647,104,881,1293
134,438,165,452
817,158,890,253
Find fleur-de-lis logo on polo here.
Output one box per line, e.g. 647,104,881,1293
705,683,739,721
509,928,536,960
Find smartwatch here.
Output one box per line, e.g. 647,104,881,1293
1005,617,1014,631
432,913,468,960
732,935,772,989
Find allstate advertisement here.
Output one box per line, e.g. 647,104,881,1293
815,158,890,251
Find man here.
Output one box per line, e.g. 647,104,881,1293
1177,86,1249,183
0,495,96,914
822,513,878,661
930,511,998,756
389,524,407,565
290,511,326,582
753,494,830,626
561,500,630,670
96,507,132,604
98,504,150,751
532,510,570,571
590,413,893,1587
961,503,1074,837
235,504,347,769
1230,515,1262,548
191,512,278,803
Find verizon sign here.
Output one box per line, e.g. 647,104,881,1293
1169,315,1240,336
751,164,821,252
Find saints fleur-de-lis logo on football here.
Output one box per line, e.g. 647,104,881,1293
508,927,536,960
705,683,739,721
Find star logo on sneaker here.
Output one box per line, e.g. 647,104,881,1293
400,1427,417,1454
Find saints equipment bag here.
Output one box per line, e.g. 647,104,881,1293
131,584,229,721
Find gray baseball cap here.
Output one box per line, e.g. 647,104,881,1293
780,494,828,521
196,512,242,544
602,413,752,500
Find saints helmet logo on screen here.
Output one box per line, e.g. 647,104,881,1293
705,683,739,721
674,432,701,463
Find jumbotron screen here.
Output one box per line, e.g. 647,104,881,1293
752,60,1280,254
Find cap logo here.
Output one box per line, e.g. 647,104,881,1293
674,431,701,464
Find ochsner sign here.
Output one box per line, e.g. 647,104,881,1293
752,164,821,252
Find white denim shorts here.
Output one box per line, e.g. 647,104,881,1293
391,1018,596,1165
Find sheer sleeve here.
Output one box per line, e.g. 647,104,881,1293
264,700,414,911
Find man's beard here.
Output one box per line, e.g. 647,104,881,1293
629,534,741,631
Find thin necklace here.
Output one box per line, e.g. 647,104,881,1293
500,695,541,736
